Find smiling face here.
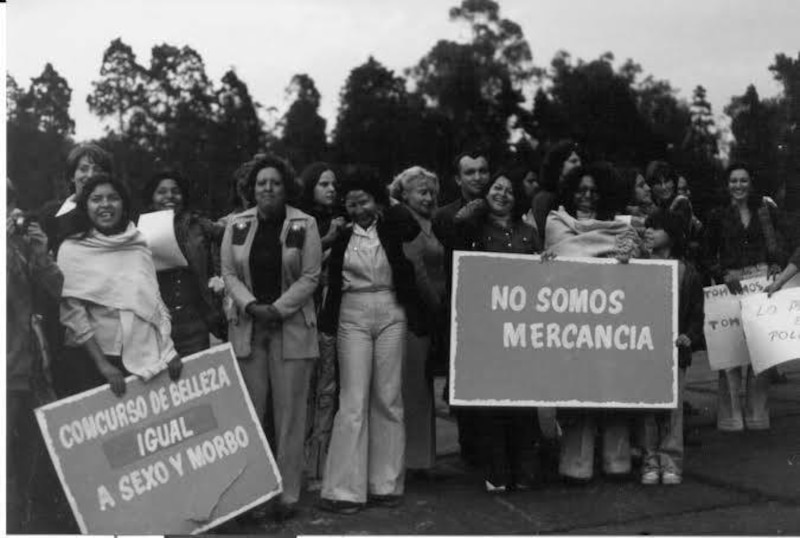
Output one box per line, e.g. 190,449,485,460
486,176,515,217
652,175,675,204
151,178,184,213
456,155,490,200
254,167,286,213
313,170,337,208
677,176,691,198
87,183,125,234
574,175,599,216
345,189,378,229
728,168,752,203
634,174,652,206
73,156,104,196
404,178,437,218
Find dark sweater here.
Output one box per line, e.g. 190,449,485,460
319,205,425,336
678,261,705,368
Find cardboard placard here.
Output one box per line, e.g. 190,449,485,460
137,209,188,271
449,253,678,408
35,344,280,534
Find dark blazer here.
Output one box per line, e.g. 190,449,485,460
319,205,425,337
38,198,83,256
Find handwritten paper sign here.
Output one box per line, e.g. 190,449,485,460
138,209,188,271
741,287,800,374
35,344,280,534
449,253,678,408
703,275,800,371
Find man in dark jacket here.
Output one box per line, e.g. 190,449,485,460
432,150,490,467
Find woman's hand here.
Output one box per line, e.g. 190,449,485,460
246,302,282,326
764,280,780,297
768,264,782,278
168,356,183,381
675,334,692,348
97,361,126,397
207,276,226,295
724,274,743,294
454,199,487,223
540,251,558,263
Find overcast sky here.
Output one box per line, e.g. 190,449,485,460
7,0,800,141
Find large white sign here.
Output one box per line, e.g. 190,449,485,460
741,287,800,374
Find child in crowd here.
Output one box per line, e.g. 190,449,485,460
640,209,704,485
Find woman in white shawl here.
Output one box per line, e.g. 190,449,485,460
544,163,643,483
57,174,182,397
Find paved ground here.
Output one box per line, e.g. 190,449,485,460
219,356,800,535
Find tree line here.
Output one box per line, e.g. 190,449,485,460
7,0,800,221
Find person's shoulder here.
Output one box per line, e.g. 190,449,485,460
286,204,316,222
435,197,463,219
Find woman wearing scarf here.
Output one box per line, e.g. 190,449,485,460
56,174,182,398
544,162,643,483
141,170,226,356
221,154,322,521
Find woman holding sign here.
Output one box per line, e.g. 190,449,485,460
142,170,226,356
451,169,542,492
703,162,788,432
221,154,322,521
57,174,183,398
544,162,644,483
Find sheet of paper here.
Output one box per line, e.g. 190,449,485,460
138,209,188,271
741,287,800,374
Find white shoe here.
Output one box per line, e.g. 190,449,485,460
661,471,682,485
641,469,659,485
485,480,507,493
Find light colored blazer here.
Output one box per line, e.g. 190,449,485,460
221,205,321,360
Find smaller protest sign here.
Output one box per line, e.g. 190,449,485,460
741,287,800,374
35,344,280,535
138,209,188,270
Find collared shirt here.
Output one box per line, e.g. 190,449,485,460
342,221,393,292
250,209,284,304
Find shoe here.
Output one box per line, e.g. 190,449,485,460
318,498,364,515
717,416,744,432
368,494,403,508
272,502,298,522
661,471,682,485
744,416,770,431
485,480,507,493
641,468,659,485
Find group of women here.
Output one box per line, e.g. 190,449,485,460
28,138,799,525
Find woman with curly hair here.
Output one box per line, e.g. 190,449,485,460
141,169,226,356
544,162,644,483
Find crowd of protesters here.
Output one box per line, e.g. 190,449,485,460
6,138,799,531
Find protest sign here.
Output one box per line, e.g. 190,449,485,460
137,209,189,271
449,253,678,408
741,287,800,374
703,275,800,371
35,344,280,535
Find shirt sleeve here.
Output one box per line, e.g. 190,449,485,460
60,297,95,345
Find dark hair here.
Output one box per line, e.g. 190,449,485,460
65,143,114,191
617,166,644,209
339,165,389,207
74,174,132,236
298,161,336,211
453,148,490,177
724,161,761,209
228,154,265,210
645,160,677,186
480,168,530,223
245,154,299,205
558,162,618,221
540,140,581,192
142,169,190,210
645,208,686,259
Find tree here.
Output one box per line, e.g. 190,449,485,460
7,67,75,209
281,74,327,170
87,38,149,136
333,57,423,181
27,63,75,136
686,85,718,160
408,0,535,161
769,52,800,211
